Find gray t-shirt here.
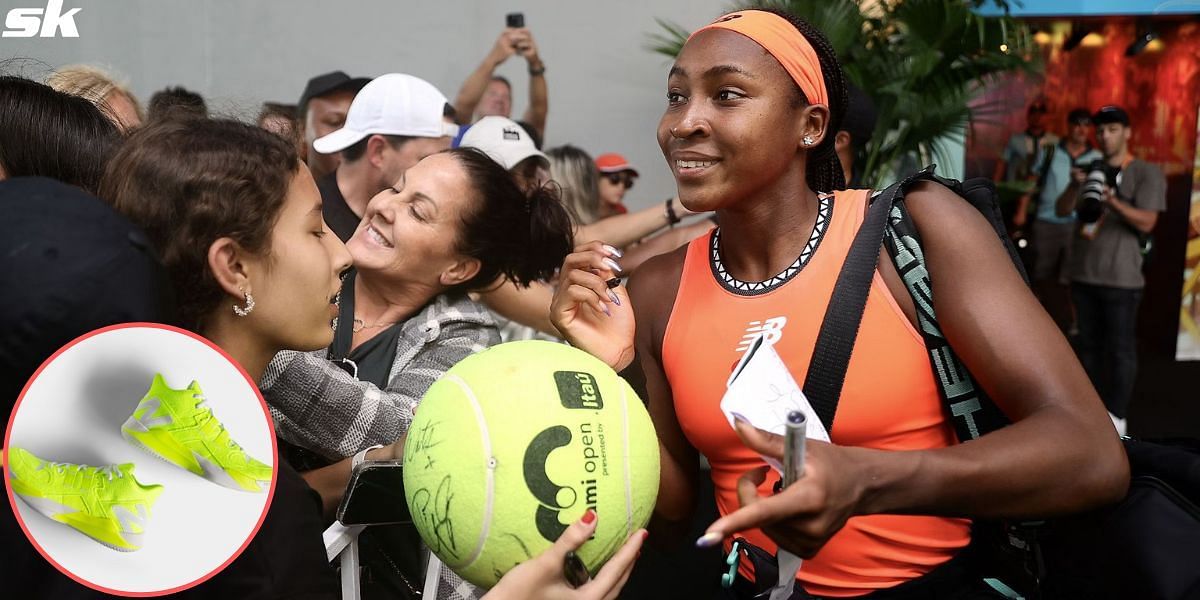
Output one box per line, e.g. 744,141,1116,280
1069,158,1166,289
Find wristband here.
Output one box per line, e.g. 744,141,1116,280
529,63,546,76
352,444,384,471
665,198,681,228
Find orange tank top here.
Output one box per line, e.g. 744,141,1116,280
661,189,970,597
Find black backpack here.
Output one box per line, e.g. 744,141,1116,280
804,166,1200,599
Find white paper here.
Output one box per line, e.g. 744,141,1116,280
721,335,831,465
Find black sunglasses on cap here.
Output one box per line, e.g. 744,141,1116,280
602,172,636,190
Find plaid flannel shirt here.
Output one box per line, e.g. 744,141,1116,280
262,293,498,460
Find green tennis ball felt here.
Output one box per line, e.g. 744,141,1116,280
402,340,659,588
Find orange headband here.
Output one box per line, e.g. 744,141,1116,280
688,10,828,108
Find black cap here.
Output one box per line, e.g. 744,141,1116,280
842,83,878,149
0,177,175,410
298,71,371,114
1092,105,1130,126
1067,108,1092,125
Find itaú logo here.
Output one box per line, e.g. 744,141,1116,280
522,425,601,542
3,0,82,38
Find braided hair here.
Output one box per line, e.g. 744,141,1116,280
758,8,849,193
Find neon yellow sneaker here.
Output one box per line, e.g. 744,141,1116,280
121,373,272,493
6,447,163,552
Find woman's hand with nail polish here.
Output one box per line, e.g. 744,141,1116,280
549,241,636,371
483,510,647,600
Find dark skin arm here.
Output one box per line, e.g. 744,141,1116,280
627,247,702,545
705,181,1130,557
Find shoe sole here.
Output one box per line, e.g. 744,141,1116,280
13,492,142,552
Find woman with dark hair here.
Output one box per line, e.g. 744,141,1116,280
264,146,573,474
551,8,1128,598
101,118,350,597
258,146,575,598
0,75,122,193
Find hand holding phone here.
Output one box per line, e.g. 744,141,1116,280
337,460,411,526
506,12,524,29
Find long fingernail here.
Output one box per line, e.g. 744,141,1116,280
603,258,623,273
695,531,723,548
603,244,623,258
581,509,596,524
599,302,611,317
607,289,621,306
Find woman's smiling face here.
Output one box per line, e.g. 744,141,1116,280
658,28,816,213
347,152,476,289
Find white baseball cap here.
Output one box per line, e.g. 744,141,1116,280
458,116,548,171
313,73,459,154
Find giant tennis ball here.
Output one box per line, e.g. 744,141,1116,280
402,340,659,588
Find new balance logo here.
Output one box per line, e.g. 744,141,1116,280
130,397,173,430
736,317,787,353
3,0,82,38
112,504,148,534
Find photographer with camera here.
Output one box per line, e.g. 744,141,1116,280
1060,105,1166,435
453,14,548,140
1014,108,1103,332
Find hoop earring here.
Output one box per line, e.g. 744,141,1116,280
233,288,255,317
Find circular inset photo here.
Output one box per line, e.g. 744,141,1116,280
3,323,277,596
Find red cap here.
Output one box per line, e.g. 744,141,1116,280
595,153,639,176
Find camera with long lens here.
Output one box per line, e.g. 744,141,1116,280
1077,159,1117,224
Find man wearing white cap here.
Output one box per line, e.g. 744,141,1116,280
458,115,549,192
313,73,460,242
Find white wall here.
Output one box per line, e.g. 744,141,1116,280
1,0,728,209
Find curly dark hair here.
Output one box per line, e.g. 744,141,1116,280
99,118,300,331
756,7,849,194
444,147,575,293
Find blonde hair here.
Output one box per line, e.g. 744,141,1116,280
546,145,601,225
47,65,143,127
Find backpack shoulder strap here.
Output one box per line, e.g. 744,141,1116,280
882,174,1015,441
803,166,939,433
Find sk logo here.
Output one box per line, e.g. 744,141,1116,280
3,0,82,38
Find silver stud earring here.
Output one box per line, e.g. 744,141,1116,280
803,135,815,146
233,288,255,317
671,127,679,137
